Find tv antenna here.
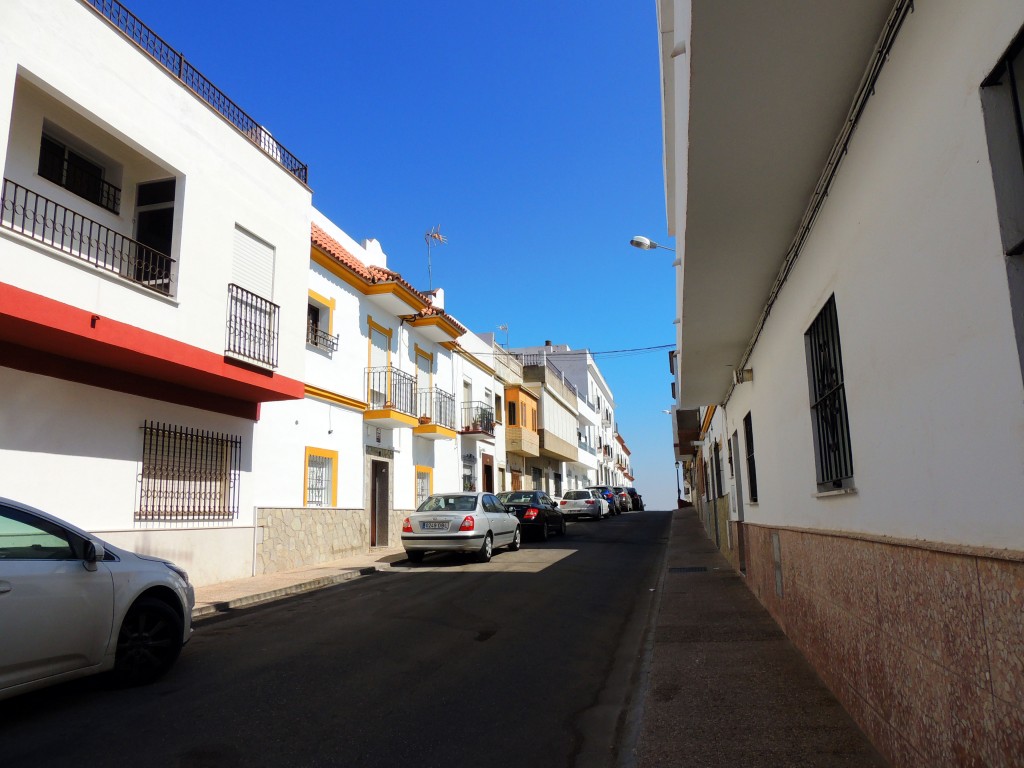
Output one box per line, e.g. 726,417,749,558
425,225,447,291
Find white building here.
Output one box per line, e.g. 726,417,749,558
0,0,311,585
660,0,1024,763
451,332,506,496
251,216,466,573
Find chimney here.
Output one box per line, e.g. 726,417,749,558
545,340,553,347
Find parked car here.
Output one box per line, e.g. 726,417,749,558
587,485,623,515
497,490,566,540
402,492,521,563
612,486,633,512
0,498,195,701
559,489,610,519
625,487,644,511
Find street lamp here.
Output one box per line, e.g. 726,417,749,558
629,235,675,252
675,461,683,508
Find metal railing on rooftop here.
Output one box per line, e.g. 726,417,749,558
84,0,308,185
2,178,174,295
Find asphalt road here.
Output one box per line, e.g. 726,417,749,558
0,510,670,768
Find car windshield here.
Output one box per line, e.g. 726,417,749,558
502,492,535,504
418,495,477,513
564,490,590,500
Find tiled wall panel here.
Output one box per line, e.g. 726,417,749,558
742,524,1024,767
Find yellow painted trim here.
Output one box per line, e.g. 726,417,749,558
408,313,463,340
700,405,717,437
363,409,419,428
304,384,367,411
303,446,338,507
365,281,428,312
413,423,457,440
414,344,433,390
440,341,458,351
312,247,370,293
307,289,336,335
414,465,434,507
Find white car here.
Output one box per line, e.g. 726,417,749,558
402,492,521,563
559,489,610,519
0,498,195,701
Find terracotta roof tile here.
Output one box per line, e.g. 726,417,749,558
310,222,466,336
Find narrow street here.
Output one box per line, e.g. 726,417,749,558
0,512,670,768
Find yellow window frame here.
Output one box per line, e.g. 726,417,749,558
304,447,338,507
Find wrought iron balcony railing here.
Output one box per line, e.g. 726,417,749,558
225,283,279,369
415,387,456,429
306,323,338,352
365,366,416,414
85,0,308,185
1,178,173,295
461,401,495,436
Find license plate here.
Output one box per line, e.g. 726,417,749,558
421,521,448,531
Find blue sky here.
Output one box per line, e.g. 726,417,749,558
132,0,680,508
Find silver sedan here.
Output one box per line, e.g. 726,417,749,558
402,492,521,563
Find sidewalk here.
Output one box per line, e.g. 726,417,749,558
631,508,886,767
191,547,406,619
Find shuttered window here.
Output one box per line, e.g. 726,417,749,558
233,226,275,299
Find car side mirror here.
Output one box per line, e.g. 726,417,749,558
83,538,105,572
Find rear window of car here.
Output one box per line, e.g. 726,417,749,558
564,490,590,500
502,492,535,504
418,495,477,512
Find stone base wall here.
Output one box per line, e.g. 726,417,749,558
742,523,1024,767
255,507,369,575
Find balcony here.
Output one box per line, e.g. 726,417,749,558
460,401,495,439
225,284,279,369
539,430,578,463
1,178,174,296
85,0,308,185
506,426,540,457
413,387,457,440
306,323,338,353
364,366,417,428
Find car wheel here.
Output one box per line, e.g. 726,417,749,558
509,526,522,551
407,550,425,563
477,534,493,563
559,517,567,535
538,521,549,542
114,596,183,686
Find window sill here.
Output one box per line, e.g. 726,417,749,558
814,487,857,499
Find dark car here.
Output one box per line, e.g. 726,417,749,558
612,486,633,512
497,490,565,540
625,487,644,511
586,485,622,515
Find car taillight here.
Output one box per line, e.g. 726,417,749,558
560,500,566,505
523,507,539,520
459,516,475,531
402,518,412,532
585,500,594,505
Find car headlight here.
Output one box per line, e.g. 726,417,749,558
164,561,190,585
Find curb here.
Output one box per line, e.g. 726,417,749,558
191,565,385,621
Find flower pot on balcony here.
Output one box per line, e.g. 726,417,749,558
418,415,431,425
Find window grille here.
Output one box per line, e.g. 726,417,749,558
138,421,241,520
805,296,855,490
306,454,333,507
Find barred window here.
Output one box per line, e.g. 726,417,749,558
305,448,337,507
138,422,241,521
805,296,855,491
